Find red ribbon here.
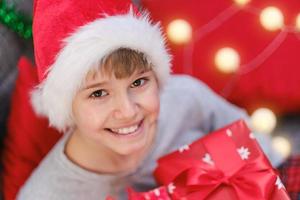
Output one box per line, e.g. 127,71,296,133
170,154,276,200
154,120,278,200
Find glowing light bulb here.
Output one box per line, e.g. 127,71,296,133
272,136,292,159
296,13,300,32
215,47,240,73
260,7,284,31
234,0,251,6
167,19,192,45
251,108,277,134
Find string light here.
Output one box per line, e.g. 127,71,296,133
163,3,297,136
233,0,251,7
296,13,300,32
0,1,32,39
250,108,277,134
167,19,192,45
260,7,284,31
272,136,292,159
215,47,240,73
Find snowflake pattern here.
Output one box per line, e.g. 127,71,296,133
153,188,160,197
275,176,285,190
249,132,256,139
237,146,251,160
144,194,151,200
226,129,233,137
167,183,176,194
178,144,190,153
202,153,214,165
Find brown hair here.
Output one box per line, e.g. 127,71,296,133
97,48,152,79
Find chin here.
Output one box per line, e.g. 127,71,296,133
116,140,149,156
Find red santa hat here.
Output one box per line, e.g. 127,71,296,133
31,0,171,131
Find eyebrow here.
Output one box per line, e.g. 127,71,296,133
83,81,107,90
138,68,151,75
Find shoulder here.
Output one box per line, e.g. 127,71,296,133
160,75,200,108
16,136,71,199
160,75,217,108
163,74,210,92
17,134,111,200
162,75,217,101
158,75,210,130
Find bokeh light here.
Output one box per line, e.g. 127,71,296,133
260,7,284,31
167,19,192,45
215,47,240,73
272,136,292,159
233,0,251,7
251,108,277,134
296,13,300,31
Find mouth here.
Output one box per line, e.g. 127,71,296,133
105,119,144,136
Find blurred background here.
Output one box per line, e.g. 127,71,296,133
138,0,300,160
0,0,33,147
0,0,299,199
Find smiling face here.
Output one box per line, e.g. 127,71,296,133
72,69,160,156
70,49,160,165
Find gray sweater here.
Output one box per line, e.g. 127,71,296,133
17,75,281,200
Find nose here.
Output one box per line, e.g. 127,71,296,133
113,93,138,120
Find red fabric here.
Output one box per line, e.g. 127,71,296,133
141,0,300,114
1,57,61,200
33,0,134,82
278,155,300,200
127,187,171,200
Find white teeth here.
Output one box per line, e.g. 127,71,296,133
111,125,139,135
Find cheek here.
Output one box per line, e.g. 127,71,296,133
73,102,107,131
139,85,160,117
148,95,160,116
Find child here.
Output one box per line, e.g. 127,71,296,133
17,0,281,199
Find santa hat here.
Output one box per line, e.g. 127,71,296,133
31,0,171,132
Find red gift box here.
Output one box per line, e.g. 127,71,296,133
127,186,172,200
150,120,290,200
115,120,290,200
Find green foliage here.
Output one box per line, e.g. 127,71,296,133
0,0,32,39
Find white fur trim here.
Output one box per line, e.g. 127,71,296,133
31,10,171,131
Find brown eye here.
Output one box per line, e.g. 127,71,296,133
131,78,147,88
90,90,108,98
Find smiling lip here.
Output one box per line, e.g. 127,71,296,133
105,119,144,137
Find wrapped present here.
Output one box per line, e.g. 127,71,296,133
127,186,171,200
152,120,290,200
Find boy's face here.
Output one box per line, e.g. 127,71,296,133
71,68,160,157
